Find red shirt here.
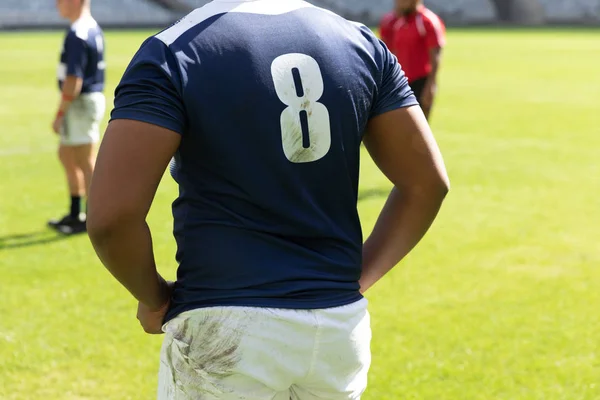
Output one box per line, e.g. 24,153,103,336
379,6,446,83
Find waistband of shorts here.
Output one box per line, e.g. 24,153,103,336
162,297,369,333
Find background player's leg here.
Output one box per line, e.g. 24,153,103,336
53,94,102,234
73,92,104,207
421,102,433,120
49,145,84,229
59,145,84,198
409,77,430,119
72,143,96,202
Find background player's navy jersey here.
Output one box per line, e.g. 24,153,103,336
58,16,105,93
111,0,418,321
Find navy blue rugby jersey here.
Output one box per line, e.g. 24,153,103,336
58,16,105,93
110,0,418,320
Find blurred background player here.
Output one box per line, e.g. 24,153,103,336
49,0,105,234
380,0,445,119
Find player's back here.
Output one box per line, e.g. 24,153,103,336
113,0,416,319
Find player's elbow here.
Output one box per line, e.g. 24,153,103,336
87,204,138,245
423,180,449,206
430,170,450,201
436,170,451,197
402,170,450,204
423,155,451,200
86,212,115,245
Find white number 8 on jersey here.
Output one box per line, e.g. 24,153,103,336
271,54,332,163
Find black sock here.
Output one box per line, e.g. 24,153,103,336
70,196,81,218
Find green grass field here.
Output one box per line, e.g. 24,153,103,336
1,28,599,399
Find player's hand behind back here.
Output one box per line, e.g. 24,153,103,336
136,280,174,334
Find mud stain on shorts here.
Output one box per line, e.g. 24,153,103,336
165,309,247,398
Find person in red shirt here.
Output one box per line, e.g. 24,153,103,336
380,0,445,119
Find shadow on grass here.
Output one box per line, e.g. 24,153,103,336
0,230,75,251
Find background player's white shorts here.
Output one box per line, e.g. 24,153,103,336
158,299,371,400
60,92,105,146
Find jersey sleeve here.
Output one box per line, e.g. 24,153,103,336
64,32,88,78
424,14,446,50
110,37,186,135
370,41,419,118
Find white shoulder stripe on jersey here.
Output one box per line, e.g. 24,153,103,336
423,8,445,46
72,16,98,41
416,15,426,37
157,0,314,46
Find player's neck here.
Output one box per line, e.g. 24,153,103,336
399,3,423,16
69,8,91,24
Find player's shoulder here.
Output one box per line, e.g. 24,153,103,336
155,0,331,47
380,11,397,27
130,35,170,65
68,16,99,41
293,3,384,59
419,7,445,28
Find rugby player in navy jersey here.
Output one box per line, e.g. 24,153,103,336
88,0,449,398
50,0,105,234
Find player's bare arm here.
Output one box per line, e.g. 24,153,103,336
52,75,83,134
421,47,442,116
359,105,449,293
88,119,180,331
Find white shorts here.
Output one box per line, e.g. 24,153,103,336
158,299,371,400
60,92,106,146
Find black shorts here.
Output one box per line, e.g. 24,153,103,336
409,76,429,102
